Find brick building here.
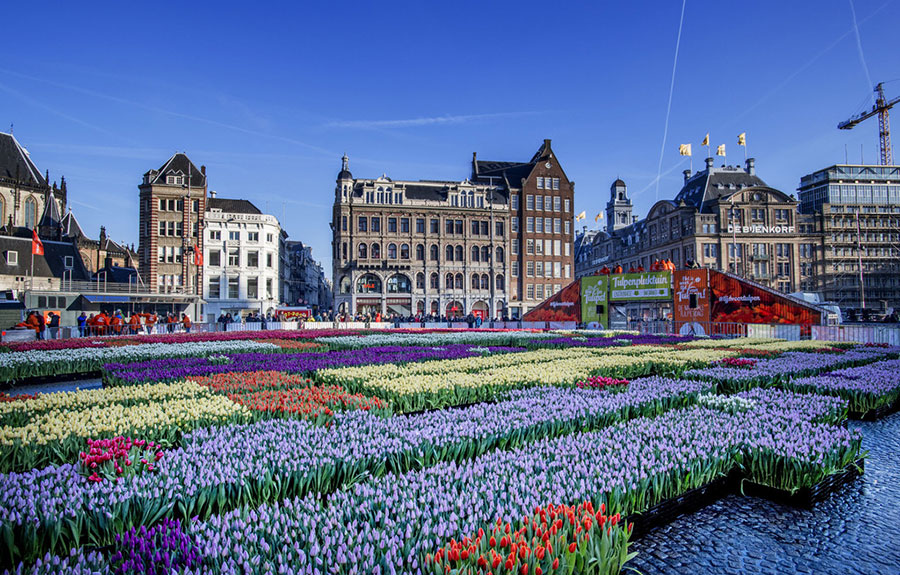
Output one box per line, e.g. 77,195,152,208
137,153,206,295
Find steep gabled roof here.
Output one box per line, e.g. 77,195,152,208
207,198,261,215
0,132,47,188
38,191,62,228
61,210,86,239
144,153,206,188
674,166,767,213
0,235,91,280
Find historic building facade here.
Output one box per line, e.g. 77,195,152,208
798,164,900,312
579,158,822,295
0,132,67,230
137,153,206,295
283,240,331,312
202,196,284,322
331,140,574,319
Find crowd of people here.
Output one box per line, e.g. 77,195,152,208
594,258,685,275
15,310,193,339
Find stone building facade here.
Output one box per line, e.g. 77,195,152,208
578,158,821,295
0,132,67,231
137,153,206,295
797,164,900,312
331,140,574,319
284,241,331,312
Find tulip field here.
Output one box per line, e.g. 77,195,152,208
0,329,899,575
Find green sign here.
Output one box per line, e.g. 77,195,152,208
580,276,609,328
609,272,672,301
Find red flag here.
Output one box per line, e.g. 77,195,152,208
194,249,203,266
31,230,44,256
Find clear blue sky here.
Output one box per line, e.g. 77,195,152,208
2,1,898,274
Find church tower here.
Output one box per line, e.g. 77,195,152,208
605,178,632,234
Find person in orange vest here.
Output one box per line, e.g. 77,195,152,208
637,265,645,272
613,264,623,274
16,311,42,335
110,310,124,335
145,311,157,335
94,311,110,336
600,266,610,275
650,260,659,271
166,313,177,333
181,313,192,333
667,259,676,271
128,313,141,335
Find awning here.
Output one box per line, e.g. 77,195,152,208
83,295,131,304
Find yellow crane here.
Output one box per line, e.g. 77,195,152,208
838,82,900,165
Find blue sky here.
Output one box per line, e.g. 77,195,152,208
2,1,898,274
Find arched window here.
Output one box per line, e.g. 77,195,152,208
415,244,425,261
445,245,454,261
371,243,381,259
388,243,397,259
386,274,411,293
339,276,351,294
481,274,490,289
357,243,368,259
496,247,504,263
416,301,425,314
431,301,439,314
496,274,505,291
455,273,463,290
24,197,36,229
416,272,425,290
481,246,491,262
471,274,480,290
0,196,5,226
356,274,381,293
471,246,480,262
430,245,439,261
455,245,463,261
445,273,454,289
400,243,410,259
430,272,439,289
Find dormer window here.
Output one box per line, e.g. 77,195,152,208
166,175,185,186
5,251,17,266
64,256,74,269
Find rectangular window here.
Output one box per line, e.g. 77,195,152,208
554,240,561,256
512,239,520,254
472,220,480,235
495,221,504,236
512,261,520,277
564,199,571,212
553,196,561,212
247,251,259,267
728,243,743,258
209,250,221,267
229,230,240,241
554,218,561,234
371,217,381,232
400,218,409,233
536,261,544,276
545,239,552,255
536,196,544,211
704,244,718,259
564,264,571,279
247,277,258,299
416,218,425,233
511,195,519,210
480,221,489,236
545,217,552,233
526,195,535,210
535,218,542,233
266,278,273,298
536,284,544,299
536,177,544,190
388,218,397,232
359,217,368,232
341,216,348,231
227,277,239,299
527,261,535,277
157,246,165,263
554,262,561,278
174,221,181,236
527,239,535,255
267,253,273,267
430,219,439,234
564,221,571,235
248,232,259,242
455,220,463,235
446,219,454,234
208,277,220,299
527,284,535,300
564,243,570,257
535,239,543,254
210,230,221,241
228,249,240,267
552,178,560,190
158,199,166,211
512,217,519,232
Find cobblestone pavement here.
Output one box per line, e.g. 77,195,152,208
628,412,900,575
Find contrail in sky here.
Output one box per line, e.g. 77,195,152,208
654,0,687,202
848,0,875,103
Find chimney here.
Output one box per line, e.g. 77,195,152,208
543,138,552,150
683,169,692,182
705,157,715,171
209,190,217,199
745,157,756,176
99,226,107,243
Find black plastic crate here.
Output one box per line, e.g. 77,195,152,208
628,474,734,539
737,458,865,509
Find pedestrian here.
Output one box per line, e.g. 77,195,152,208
77,312,87,337
48,312,60,340
36,311,46,340
181,313,192,333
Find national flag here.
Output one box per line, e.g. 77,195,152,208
31,230,44,256
194,249,203,266
716,144,726,157
594,212,604,222
575,211,586,221
738,133,746,146
701,133,709,147
679,144,692,156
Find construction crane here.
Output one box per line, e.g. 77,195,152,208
838,82,900,165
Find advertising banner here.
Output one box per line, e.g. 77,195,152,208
522,279,581,323
709,271,821,325
673,270,710,324
580,275,609,328
609,272,672,301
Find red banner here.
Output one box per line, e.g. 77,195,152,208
673,270,710,324
522,280,581,322
709,271,820,325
